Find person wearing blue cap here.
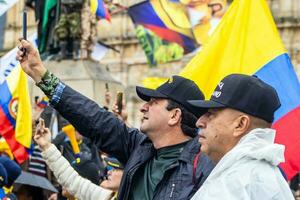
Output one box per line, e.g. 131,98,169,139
0,156,21,199
188,74,294,199
17,40,214,200
0,163,8,199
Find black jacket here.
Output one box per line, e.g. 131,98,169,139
52,85,214,200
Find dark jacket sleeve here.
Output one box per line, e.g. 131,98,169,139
51,85,145,164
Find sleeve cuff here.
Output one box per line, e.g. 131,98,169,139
42,144,58,159
36,70,60,98
50,82,66,106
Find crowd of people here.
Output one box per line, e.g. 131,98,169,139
0,38,299,199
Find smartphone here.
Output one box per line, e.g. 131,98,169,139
23,9,27,40
21,9,27,55
116,91,123,114
34,96,39,104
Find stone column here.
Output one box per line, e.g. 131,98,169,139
279,0,293,18
292,0,300,18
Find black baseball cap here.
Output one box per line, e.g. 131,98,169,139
188,74,281,123
136,75,206,117
72,158,101,185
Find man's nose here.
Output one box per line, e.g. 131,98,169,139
140,102,149,113
196,115,207,128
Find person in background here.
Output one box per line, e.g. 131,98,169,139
100,157,124,200
61,155,103,200
34,118,113,200
0,163,8,199
80,0,97,59
54,0,84,60
290,173,300,200
0,156,21,200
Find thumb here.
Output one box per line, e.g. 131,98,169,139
34,134,40,141
44,127,50,134
19,39,36,53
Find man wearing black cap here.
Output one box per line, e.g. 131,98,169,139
17,40,214,200
188,74,294,199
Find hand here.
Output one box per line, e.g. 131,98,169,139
47,193,58,200
34,118,51,151
16,39,47,83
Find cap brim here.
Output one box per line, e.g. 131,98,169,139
136,86,167,102
188,99,226,109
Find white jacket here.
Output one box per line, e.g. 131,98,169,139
42,144,113,200
191,128,294,200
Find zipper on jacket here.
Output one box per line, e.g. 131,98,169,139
153,162,179,199
123,163,142,200
122,146,155,200
169,183,175,198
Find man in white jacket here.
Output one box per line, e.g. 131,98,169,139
188,74,294,200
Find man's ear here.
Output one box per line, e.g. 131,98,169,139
233,115,250,137
168,108,182,126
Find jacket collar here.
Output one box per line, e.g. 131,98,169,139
139,135,200,163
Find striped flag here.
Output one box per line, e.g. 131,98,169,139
90,0,111,21
0,65,32,163
180,0,300,180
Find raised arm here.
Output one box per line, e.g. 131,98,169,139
34,119,113,200
17,40,145,164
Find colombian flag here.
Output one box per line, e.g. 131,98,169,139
128,0,196,53
180,0,300,180
0,65,32,163
90,0,111,21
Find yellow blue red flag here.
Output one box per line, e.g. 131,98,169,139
180,0,300,180
128,0,196,53
90,0,111,21
0,65,32,163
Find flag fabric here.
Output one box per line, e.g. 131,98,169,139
128,0,227,67
37,96,49,109
39,0,57,53
142,77,169,89
180,0,300,180
0,138,14,160
62,125,81,163
135,25,184,66
128,0,196,54
0,65,32,163
0,0,19,17
90,0,111,21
